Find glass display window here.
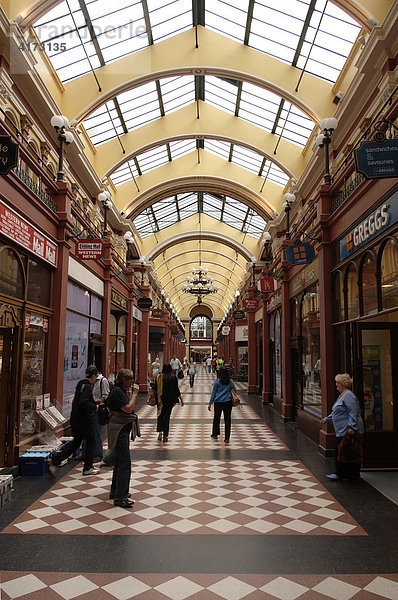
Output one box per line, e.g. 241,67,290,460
361,252,377,316
380,238,398,310
346,263,359,320
237,345,248,381
27,258,51,306
332,271,344,323
301,285,321,418
20,324,46,441
0,247,25,299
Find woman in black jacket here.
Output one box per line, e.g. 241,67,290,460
154,363,184,442
107,369,139,507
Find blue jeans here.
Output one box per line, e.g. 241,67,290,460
189,374,195,387
110,424,132,500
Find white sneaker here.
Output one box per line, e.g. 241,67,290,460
82,467,100,476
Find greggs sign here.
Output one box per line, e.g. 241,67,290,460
339,198,396,260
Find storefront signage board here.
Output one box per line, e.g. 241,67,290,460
137,297,152,309
235,325,248,341
285,242,315,265
289,259,318,298
233,310,246,319
76,239,104,260
0,199,58,266
243,299,258,310
222,326,230,335
151,308,163,318
111,289,128,311
339,196,398,260
355,140,398,179
0,136,19,174
257,277,277,292
132,305,142,321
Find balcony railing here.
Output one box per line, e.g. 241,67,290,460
12,166,57,213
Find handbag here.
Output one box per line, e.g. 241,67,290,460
337,431,363,463
230,381,241,407
147,389,156,406
177,369,184,379
98,402,110,426
131,413,141,441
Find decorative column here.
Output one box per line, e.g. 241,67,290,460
126,267,135,371
138,284,150,393
262,294,271,404
47,182,74,411
247,285,257,393
101,238,112,377
317,186,336,454
280,247,294,420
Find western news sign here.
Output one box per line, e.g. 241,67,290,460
285,242,315,265
76,239,104,260
340,197,397,260
355,140,398,179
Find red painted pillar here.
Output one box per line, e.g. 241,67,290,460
138,285,150,392
126,267,135,372
247,285,257,393
281,253,294,420
47,182,74,412
262,296,271,404
101,238,112,378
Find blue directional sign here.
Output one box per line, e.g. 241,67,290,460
355,140,398,179
285,242,315,266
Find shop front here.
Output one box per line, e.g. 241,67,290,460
332,187,398,467
0,201,56,465
109,289,129,384
235,324,248,381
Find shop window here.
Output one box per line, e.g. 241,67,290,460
380,238,398,310
27,258,51,306
301,286,321,418
109,313,127,382
361,252,377,316
20,324,46,441
332,271,344,322
346,263,359,320
290,299,299,337
274,310,282,397
0,247,25,299
190,315,212,339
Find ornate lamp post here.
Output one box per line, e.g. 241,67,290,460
282,193,295,239
315,117,339,185
97,191,112,238
50,115,74,182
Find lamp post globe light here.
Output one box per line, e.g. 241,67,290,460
282,193,295,239
316,117,339,185
98,191,112,238
181,265,219,304
50,114,74,182
124,231,134,265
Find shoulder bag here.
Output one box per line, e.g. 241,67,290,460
230,381,241,407
337,431,363,463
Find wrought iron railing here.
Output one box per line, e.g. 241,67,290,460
12,166,57,213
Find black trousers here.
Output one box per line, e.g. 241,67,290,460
212,401,233,441
53,421,96,472
157,404,173,437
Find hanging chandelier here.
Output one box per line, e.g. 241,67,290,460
181,266,219,304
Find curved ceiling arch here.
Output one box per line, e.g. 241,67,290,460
123,175,275,222
145,231,253,263
155,254,244,280
17,0,377,32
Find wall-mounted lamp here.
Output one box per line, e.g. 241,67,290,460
282,193,295,239
98,191,112,238
124,231,134,265
315,117,338,185
263,231,272,263
250,256,257,286
50,115,74,182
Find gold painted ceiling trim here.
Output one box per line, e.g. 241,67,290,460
154,252,245,277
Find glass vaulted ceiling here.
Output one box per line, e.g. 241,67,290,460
133,192,267,240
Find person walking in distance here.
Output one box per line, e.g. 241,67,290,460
206,356,212,373
170,355,182,377
225,358,235,379
107,369,139,507
215,356,224,377
188,358,197,388
154,363,184,442
48,365,101,476
208,366,236,444
82,370,110,464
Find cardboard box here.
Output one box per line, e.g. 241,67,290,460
0,475,13,506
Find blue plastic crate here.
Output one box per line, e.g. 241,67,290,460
20,451,51,476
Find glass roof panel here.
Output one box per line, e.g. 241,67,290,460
133,192,266,239
147,0,192,42
206,77,238,113
206,0,248,43
160,76,195,112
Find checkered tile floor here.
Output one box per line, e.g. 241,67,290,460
137,403,260,420
3,460,364,536
1,573,397,600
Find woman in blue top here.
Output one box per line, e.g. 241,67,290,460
208,366,237,443
321,373,363,481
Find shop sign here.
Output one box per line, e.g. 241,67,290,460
151,308,163,318
137,297,152,309
267,292,282,312
339,198,397,260
243,299,258,310
111,289,128,310
222,326,230,335
43,393,51,408
257,277,277,292
289,259,319,298
132,305,142,321
233,310,246,319
285,242,315,265
0,199,58,267
25,312,49,331
0,136,19,174
355,139,398,179
76,239,103,260
235,325,248,341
